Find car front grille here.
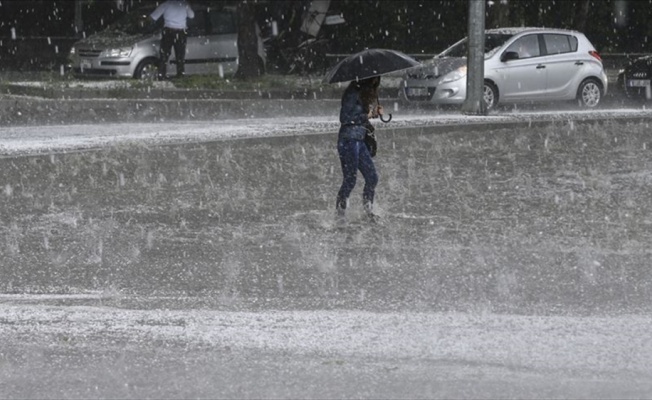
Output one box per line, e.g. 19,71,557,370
406,72,439,80
630,71,648,79
405,87,436,101
78,49,102,58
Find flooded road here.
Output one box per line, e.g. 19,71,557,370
1,110,652,398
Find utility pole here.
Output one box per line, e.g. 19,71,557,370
461,0,487,115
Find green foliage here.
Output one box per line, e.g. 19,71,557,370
332,0,652,54
334,0,467,55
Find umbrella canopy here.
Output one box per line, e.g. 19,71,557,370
323,48,421,84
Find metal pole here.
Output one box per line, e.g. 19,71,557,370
462,0,487,115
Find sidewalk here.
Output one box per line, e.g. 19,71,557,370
0,75,401,125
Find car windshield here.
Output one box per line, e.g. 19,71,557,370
106,7,160,35
438,33,515,58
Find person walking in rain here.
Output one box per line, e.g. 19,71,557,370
336,76,384,221
150,0,194,80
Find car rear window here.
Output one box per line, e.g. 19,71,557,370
209,11,236,34
187,10,208,36
543,34,578,55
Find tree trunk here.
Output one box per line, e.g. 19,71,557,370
235,1,263,80
74,0,84,37
487,0,510,29
574,0,591,32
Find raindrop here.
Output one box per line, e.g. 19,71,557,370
10,27,15,39
277,274,284,294
146,231,155,249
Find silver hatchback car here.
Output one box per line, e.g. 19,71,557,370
402,27,608,110
68,4,264,80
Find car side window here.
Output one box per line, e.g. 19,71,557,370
505,35,540,59
209,10,237,35
187,10,208,37
543,34,578,55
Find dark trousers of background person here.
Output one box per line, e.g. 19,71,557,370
159,27,187,79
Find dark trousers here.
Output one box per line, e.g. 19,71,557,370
159,27,187,78
336,139,378,210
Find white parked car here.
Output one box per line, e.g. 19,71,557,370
401,27,608,110
68,4,265,80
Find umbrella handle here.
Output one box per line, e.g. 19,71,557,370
380,113,392,123
376,94,392,123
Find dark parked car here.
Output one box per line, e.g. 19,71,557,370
618,55,652,101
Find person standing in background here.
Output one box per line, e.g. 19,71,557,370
150,0,194,80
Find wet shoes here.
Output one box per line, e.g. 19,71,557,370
365,212,381,224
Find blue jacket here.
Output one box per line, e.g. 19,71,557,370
338,84,370,141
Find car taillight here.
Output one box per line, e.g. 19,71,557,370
589,50,602,61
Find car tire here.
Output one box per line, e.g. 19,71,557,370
134,58,159,80
577,78,602,108
484,81,499,110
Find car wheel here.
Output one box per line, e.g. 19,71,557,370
134,59,159,80
483,81,499,110
577,78,602,108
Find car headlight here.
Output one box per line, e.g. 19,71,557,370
439,65,467,84
102,47,133,58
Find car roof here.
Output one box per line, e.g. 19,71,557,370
131,2,232,12
485,27,582,35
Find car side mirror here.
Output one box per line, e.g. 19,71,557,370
501,51,519,62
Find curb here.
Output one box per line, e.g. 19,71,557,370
0,83,400,101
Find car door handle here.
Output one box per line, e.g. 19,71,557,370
575,61,584,65
536,65,546,69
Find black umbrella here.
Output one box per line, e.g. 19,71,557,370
322,48,420,84
323,48,421,123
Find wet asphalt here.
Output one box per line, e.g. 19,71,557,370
1,88,652,397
